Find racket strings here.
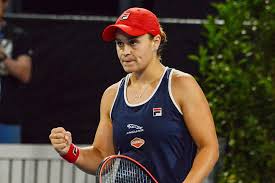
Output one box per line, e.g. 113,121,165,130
100,158,153,183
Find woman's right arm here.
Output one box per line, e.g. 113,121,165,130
49,83,119,174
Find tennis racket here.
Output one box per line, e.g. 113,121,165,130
96,154,158,183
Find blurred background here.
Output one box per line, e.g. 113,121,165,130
1,0,224,143
0,0,274,182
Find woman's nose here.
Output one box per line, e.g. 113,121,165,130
122,44,132,55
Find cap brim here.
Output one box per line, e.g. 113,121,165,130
102,24,147,42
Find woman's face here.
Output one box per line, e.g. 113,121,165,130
115,30,160,73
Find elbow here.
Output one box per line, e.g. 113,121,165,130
214,144,220,165
18,68,32,83
20,73,31,83
205,143,220,170
200,142,220,166
16,56,32,83
210,140,220,167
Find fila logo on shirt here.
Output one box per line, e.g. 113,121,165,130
153,107,162,117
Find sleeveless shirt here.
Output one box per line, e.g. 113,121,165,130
111,67,197,182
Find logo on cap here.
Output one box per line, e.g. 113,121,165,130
121,12,130,20
130,137,145,148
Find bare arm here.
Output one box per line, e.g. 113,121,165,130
75,83,117,173
3,54,32,83
49,83,119,174
172,70,219,183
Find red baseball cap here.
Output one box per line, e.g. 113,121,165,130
102,7,161,42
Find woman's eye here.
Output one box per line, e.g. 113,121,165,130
116,41,123,47
129,40,137,45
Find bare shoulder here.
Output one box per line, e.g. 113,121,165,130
102,81,121,103
171,69,199,89
100,81,121,117
170,69,204,107
103,82,120,97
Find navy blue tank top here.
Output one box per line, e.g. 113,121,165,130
111,67,197,182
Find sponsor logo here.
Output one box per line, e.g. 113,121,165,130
126,124,144,135
131,137,145,148
153,108,162,117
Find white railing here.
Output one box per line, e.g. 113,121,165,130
0,144,95,183
0,144,215,183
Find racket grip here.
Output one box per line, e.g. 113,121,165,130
61,143,80,163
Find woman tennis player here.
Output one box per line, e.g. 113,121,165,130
49,7,219,183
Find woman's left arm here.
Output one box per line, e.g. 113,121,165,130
172,71,219,183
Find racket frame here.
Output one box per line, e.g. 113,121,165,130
96,154,158,183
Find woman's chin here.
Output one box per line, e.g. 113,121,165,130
122,65,138,73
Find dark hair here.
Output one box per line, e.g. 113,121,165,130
149,26,167,60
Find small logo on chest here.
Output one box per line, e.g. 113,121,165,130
130,137,145,148
153,107,162,117
126,124,144,135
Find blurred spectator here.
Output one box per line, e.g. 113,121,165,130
0,0,33,143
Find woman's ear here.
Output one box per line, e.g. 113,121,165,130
152,35,161,51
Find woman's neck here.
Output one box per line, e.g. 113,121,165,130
130,61,165,86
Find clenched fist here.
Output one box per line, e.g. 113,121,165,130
49,127,72,155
